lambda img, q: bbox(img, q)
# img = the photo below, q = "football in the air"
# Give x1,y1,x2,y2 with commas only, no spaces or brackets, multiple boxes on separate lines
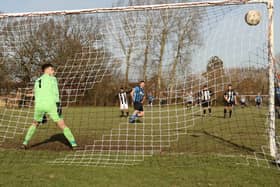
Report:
245,10,261,26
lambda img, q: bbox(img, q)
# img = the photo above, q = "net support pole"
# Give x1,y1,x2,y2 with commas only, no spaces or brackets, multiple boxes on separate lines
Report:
267,0,277,158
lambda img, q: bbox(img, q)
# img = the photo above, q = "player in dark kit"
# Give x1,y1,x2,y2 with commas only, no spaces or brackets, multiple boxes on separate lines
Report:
200,85,212,116
223,84,237,118
129,81,145,123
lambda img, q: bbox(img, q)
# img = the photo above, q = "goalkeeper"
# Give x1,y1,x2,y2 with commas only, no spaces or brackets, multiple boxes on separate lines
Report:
21,63,78,150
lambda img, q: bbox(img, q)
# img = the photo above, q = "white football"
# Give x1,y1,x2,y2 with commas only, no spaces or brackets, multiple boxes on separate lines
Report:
245,10,261,26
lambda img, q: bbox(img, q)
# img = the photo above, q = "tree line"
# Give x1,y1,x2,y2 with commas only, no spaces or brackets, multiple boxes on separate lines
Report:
0,0,276,107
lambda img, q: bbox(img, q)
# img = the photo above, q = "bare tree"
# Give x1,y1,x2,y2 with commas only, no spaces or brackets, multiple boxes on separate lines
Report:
113,0,204,98
202,56,226,105
111,0,142,86
1,16,103,85
0,15,116,105
168,8,203,100
142,15,154,83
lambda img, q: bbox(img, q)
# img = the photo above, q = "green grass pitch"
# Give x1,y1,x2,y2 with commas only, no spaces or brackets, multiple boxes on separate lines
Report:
0,105,279,186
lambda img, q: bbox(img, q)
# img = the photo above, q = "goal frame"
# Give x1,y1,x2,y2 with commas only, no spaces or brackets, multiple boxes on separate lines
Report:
0,0,276,158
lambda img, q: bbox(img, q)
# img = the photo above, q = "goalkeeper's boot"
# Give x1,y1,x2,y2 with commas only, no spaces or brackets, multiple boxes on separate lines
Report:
129,118,135,123
129,116,136,123
70,141,80,150
71,145,81,151
20,144,28,150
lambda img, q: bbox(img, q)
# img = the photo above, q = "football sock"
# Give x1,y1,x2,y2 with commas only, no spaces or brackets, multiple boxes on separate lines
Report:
203,110,206,115
23,125,37,145
126,112,129,116
224,109,227,118
130,113,138,122
229,110,232,118
134,113,138,119
129,114,136,123
63,127,77,147
208,108,212,114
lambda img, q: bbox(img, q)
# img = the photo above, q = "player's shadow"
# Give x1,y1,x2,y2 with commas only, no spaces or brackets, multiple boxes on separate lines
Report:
30,133,71,149
209,115,226,119
203,131,256,153
192,113,225,119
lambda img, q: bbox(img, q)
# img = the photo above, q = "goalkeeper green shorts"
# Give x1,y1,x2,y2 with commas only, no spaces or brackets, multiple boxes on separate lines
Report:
34,104,62,123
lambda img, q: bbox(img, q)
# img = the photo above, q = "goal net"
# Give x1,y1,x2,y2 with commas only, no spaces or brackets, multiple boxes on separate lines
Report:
0,0,278,167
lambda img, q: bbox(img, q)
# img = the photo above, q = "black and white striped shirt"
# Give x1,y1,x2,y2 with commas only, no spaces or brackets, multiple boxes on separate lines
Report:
224,90,236,102
200,90,211,101
119,92,128,105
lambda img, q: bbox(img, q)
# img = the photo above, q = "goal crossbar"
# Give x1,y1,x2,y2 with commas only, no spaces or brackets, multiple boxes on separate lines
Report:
0,0,268,18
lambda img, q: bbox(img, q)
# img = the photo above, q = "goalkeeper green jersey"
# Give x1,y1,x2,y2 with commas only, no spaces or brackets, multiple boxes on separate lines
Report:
34,74,60,107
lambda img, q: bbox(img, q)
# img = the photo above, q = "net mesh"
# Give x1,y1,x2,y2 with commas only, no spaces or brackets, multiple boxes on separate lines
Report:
0,0,278,167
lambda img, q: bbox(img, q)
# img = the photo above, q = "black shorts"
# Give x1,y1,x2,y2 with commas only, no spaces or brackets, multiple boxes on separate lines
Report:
134,102,144,112
276,99,280,107
201,100,211,108
256,102,261,106
224,101,234,107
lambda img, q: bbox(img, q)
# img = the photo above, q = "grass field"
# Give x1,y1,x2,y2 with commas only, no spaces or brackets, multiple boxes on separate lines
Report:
0,105,279,186
0,152,280,186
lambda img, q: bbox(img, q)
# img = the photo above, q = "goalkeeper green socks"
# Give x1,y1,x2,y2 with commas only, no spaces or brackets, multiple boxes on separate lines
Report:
63,127,77,147
23,125,37,145
23,125,77,147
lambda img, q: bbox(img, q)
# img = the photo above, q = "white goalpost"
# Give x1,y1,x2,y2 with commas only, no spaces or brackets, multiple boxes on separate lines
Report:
267,0,277,159
0,0,278,167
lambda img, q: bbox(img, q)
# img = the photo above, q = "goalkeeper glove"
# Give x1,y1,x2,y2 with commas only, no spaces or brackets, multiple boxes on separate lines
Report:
56,102,62,117
41,113,47,124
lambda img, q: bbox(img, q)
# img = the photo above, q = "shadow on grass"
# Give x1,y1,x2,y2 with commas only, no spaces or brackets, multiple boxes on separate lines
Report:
30,134,71,149
203,131,256,154
192,113,226,119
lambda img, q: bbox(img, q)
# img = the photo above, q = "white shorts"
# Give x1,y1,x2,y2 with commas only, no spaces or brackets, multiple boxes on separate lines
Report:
120,103,128,110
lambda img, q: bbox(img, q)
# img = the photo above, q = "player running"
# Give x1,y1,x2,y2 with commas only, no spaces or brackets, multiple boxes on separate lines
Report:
21,63,78,150
200,85,212,116
118,87,129,117
223,84,237,118
129,81,145,123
